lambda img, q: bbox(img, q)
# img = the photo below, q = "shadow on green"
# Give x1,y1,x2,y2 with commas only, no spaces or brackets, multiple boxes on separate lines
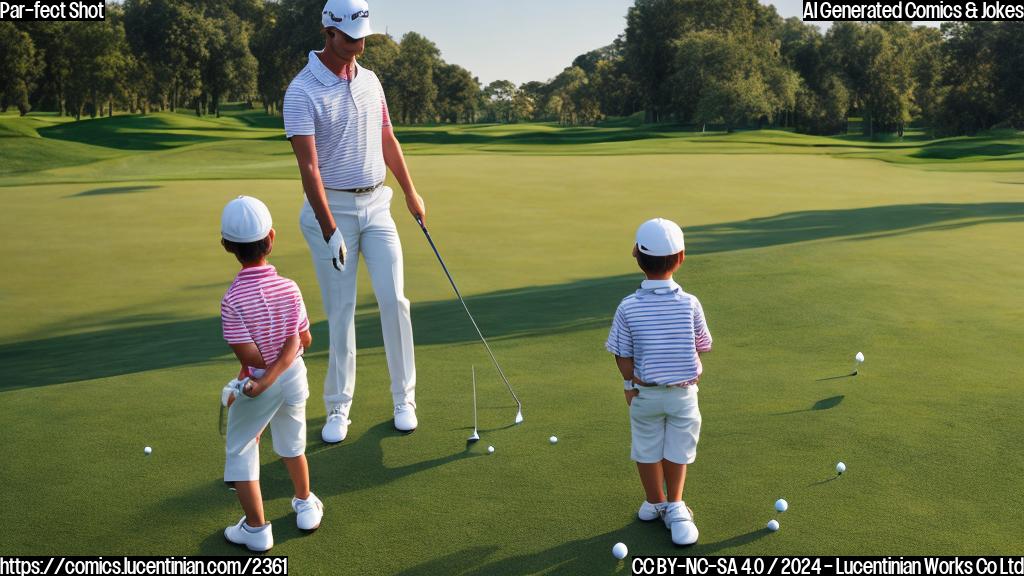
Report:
68,185,161,197
4,202,1020,389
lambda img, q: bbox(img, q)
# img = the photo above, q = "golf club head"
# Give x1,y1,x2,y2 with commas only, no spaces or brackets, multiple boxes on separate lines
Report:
468,429,480,443
514,408,524,424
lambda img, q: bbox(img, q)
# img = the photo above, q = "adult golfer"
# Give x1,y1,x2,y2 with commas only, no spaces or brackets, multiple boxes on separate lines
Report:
284,0,423,443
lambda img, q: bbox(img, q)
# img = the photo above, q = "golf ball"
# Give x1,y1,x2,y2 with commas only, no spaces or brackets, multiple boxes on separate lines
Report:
144,446,152,455
612,542,628,559
775,498,788,513
836,461,846,475
487,445,495,454
855,352,865,363
767,519,780,532
549,436,558,444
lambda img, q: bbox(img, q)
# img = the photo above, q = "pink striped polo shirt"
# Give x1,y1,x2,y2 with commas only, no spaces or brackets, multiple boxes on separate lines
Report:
221,265,310,369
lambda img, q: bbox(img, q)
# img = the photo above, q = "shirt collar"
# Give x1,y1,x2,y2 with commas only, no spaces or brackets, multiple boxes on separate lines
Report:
640,278,681,294
236,264,276,279
308,51,352,87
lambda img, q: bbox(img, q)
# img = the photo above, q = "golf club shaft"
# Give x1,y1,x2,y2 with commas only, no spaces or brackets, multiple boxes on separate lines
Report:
416,217,521,407
472,365,478,430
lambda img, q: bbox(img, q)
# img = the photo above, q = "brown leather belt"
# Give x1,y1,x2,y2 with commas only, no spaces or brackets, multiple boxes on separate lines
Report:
632,376,699,388
328,181,383,194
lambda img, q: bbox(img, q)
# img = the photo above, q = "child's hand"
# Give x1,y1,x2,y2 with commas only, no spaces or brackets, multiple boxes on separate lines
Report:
625,388,639,406
242,378,267,398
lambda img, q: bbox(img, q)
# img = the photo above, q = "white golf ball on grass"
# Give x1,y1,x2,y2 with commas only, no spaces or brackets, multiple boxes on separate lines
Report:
767,519,780,532
487,445,495,454
144,446,152,455
855,352,865,363
612,542,628,559
836,461,846,475
549,436,558,444
774,498,788,513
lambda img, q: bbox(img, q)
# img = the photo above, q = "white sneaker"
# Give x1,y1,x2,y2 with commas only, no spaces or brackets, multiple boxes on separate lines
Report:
322,407,350,444
638,500,664,521
292,492,324,531
224,517,273,552
394,404,417,433
662,502,699,546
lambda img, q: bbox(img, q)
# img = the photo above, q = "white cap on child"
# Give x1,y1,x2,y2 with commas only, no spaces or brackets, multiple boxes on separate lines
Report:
221,196,272,243
636,218,685,256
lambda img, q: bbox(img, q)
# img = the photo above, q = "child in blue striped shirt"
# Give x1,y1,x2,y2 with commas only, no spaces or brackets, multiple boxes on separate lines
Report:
606,218,712,547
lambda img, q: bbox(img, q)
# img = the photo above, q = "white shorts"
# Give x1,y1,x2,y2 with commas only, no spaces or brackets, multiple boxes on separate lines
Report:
630,385,701,464
225,357,309,482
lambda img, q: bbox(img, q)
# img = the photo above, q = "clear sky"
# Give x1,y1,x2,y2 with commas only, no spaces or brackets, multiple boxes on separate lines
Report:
370,0,806,86
371,1,939,86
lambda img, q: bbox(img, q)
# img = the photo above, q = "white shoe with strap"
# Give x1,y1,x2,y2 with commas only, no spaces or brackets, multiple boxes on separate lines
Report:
662,502,699,546
224,517,273,553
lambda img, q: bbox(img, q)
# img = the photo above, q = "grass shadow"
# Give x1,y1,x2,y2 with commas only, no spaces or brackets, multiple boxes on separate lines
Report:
773,395,845,416
68,185,161,197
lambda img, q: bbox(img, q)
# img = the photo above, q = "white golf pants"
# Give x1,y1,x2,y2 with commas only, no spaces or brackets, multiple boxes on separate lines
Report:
299,185,416,419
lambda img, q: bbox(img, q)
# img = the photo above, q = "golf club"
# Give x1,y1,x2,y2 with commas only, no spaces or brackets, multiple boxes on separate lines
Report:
415,216,523,424
468,365,480,442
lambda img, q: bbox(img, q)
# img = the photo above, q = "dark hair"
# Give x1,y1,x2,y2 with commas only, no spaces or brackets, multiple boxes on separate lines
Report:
223,236,271,264
636,249,682,276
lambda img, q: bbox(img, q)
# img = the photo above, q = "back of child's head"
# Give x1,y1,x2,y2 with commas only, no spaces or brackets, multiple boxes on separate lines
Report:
635,218,685,275
221,196,273,265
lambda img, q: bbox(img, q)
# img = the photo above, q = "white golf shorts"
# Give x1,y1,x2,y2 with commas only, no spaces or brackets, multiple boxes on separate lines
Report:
225,357,309,482
630,385,701,464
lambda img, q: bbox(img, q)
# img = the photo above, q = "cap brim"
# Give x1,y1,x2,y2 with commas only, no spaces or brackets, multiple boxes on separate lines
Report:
346,18,374,39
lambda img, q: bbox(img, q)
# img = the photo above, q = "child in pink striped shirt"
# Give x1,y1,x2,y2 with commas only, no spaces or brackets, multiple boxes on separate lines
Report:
218,196,323,553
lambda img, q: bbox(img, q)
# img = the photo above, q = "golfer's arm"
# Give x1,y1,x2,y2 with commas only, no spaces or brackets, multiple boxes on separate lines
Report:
382,126,416,197
290,135,335,240
256,335,301,387
614,355,634,381
229,342,267,369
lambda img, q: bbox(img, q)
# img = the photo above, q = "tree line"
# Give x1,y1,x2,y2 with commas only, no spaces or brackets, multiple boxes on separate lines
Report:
2,0,1022,136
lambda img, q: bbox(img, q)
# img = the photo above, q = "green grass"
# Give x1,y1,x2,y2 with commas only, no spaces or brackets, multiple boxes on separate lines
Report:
1,110,1023,571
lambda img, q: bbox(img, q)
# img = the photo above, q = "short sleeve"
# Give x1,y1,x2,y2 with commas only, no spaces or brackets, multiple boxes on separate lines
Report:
283,83,315,139
691,295,712,352
381,85,392,128
605,304,634,358
294,286,310,334
221,299,254,344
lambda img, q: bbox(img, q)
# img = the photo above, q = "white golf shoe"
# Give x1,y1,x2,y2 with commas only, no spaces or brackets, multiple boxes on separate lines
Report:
662,502,699,546
638,500,664,521
394,404,417,433
292,492,324,531
321,407,350,444
224,517,273,553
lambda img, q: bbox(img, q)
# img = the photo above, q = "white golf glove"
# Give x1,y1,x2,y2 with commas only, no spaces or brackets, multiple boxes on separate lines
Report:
222,378,248,407
327,228,347,271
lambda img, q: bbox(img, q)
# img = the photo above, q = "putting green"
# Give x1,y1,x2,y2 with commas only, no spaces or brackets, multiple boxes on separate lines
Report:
1,111,1022,572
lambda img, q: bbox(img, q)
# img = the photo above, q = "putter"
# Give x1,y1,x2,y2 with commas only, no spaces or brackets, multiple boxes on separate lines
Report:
415,216,524,424
468,365,480,443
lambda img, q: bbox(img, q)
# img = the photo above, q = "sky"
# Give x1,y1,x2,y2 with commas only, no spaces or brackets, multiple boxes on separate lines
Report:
370,0,807,86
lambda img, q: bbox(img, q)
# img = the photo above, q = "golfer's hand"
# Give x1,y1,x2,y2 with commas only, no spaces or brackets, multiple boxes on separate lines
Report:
405,191,425,225
243,378,266,398
625,389,639,406
326,228,347,272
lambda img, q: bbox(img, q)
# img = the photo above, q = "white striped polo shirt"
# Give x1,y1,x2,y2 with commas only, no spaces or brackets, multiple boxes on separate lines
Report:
221,265,310,368
606,279,712,385
283,51,391,190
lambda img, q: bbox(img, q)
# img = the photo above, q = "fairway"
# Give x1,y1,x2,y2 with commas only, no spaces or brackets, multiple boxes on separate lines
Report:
1,111,1023,573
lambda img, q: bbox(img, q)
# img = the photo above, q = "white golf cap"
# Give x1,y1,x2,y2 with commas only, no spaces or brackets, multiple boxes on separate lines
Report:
636,218,685,256
322,0,374,39
221,196,272,243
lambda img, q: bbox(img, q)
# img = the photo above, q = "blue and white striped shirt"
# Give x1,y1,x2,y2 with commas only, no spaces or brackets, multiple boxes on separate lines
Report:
283,51,388,190
606,279,712,385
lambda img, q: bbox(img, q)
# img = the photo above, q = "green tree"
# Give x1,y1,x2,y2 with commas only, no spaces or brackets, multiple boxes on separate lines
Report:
0,22,40,115
392,32,440,123
482,79,516,123
434,63,479,123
